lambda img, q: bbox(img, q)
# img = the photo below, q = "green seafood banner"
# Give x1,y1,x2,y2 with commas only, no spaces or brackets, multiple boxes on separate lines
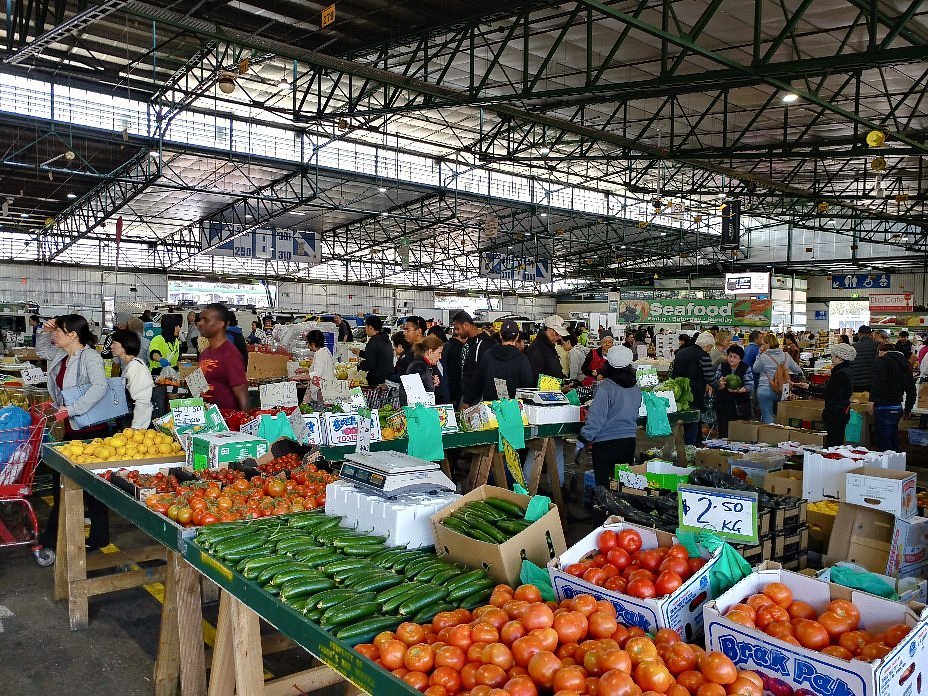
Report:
617,298,772,326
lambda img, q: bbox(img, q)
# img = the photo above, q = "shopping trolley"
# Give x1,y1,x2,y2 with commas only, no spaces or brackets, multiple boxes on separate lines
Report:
0,402,57,566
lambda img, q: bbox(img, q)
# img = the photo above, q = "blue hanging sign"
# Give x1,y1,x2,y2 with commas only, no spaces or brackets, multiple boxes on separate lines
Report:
831,273,891,290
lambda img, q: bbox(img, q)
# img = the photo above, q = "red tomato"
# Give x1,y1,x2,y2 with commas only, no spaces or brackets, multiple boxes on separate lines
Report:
839,630,875,655
659,555,691,578
635,660,674,692
700,652,738,685
526,651,563,689
617,529,643,554
606,546,631,570
654,570,683,597
603,576,627,593
787,600,817,620
637,549,663,572
565,563,588,577
762,582,793,608
598,529,620,554
795,620,830,651
819,611,853,640
626,577,656,599
582,567,607,587
883,624,911,647
827,599,861,631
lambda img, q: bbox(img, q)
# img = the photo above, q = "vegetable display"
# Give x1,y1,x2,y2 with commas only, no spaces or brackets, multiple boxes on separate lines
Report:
652,377,693,411
440,499,532,543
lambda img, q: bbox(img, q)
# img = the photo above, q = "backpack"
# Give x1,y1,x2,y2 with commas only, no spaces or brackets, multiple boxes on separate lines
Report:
768,354,791,396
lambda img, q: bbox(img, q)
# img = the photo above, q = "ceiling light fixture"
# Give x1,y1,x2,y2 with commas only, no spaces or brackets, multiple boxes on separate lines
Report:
218,72,237,94
540,212,547,217
782,92,799,103
20,213,28,218
378,186,387,193
277,78,291,91
149,150,160,158
538,146,550,155
66,192,77,199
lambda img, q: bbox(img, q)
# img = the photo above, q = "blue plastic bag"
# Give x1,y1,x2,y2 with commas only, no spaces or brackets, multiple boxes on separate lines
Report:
0,406,32,474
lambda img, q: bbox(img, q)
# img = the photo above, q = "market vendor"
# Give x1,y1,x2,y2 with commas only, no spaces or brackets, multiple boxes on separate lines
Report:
196,303,248,411
823,342,856,446
306,329,335,383
148,314,182,375
575,345,641,487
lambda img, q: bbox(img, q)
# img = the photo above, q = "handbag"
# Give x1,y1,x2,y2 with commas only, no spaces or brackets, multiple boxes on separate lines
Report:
60,352,129,428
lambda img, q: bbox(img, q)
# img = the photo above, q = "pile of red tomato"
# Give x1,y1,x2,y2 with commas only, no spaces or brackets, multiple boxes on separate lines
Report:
562,528,707,599
723,581,911,662
142,464,334,526
357,583,765,695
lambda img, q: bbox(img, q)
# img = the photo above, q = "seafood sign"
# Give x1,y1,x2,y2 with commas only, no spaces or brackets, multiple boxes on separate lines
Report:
617,299,772,326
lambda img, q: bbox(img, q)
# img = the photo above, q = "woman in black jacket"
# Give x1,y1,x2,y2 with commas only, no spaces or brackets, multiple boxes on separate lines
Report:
401,335,448,405
823,342,856,446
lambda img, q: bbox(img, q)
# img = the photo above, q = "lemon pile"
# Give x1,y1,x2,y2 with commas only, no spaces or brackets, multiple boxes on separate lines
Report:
59,428,183,464
808,500,839,516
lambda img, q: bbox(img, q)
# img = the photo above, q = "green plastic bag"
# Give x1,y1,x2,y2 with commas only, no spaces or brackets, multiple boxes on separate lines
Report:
845,409,864,444
404,404,444,461
513,484,551,522
829,565,896,599
491,399,525,451
257,413,296,442
642,391,672,437
676,529,751,598
520,560,556,601
565,389,581,406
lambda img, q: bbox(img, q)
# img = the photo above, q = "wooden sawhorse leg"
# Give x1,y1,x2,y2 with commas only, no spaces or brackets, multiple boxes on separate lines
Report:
522,438,566,515
154,551,207,696
53,473,88,629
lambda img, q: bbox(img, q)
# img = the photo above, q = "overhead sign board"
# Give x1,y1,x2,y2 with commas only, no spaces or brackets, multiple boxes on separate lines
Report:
617,298,772,326
480,253,551,283
831,273,891,290
724,272,770,295
201,222,322,265
869,292,914,313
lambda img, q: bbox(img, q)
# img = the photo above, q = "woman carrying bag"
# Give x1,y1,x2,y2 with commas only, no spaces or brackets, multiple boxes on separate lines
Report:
37,314,112,553
109,329,154,430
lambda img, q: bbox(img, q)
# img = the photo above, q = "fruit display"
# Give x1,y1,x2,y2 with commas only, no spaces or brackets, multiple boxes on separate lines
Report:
440,499,533,543
651,377,694,411
807,500,839,516
195,512,496,640
354,585,765,695
57,428,183,464
722,581,910,662
0,385,32,409
561,527,707,598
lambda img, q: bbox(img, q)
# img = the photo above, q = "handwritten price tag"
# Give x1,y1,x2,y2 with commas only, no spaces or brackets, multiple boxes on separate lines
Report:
288,409,309,444
170,397,206,427
185,368,209,398
494,378,510,401
259,381,299,409
21,367,46,386
355,408,372,454
677,484,758,544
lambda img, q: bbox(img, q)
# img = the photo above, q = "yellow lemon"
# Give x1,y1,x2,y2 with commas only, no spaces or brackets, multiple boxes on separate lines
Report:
136,445,148,455
171,442,182,452
110,435,127,447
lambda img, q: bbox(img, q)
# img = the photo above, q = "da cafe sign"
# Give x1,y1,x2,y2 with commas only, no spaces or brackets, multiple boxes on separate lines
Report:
869,292,914,313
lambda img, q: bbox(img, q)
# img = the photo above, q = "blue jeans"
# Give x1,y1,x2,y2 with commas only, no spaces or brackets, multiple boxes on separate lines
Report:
757,385,779,424
874,406,903,452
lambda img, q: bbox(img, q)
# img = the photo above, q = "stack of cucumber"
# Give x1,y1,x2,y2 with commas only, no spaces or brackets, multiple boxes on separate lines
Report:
196,510,496,646
440,497,533,543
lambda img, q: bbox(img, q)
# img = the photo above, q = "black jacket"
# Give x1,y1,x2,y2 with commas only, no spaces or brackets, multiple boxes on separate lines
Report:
670,344,713,410
336,321,353,343
358,331,393,387
823,360,854,417
464,344,535,405
442,337,465,406
394,350,414,377
401,357,450,405
871,350,916,410
460,334,489,403
896,339,914,360
851,336,878,389
526,333,564,382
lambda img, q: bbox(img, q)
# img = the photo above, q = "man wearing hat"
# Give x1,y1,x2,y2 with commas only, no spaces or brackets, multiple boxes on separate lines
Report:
462,320,534,406
575,345,642,487
526,315,569,382
824,342,856,446
851,326,878,393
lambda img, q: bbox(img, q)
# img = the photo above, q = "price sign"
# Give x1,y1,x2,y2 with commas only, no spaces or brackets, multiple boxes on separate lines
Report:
400,374,435,406
494,378,510,401
288,409,310,444
185,368,209,398
355,407,372,454
677,484,758,544
259,382,299,409
170,398,206,427
21,367,46,385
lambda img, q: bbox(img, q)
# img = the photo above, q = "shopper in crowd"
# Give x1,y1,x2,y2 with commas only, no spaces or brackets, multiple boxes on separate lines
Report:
125,317,150,367
871,341,916,451
581,335,614,386
896,330,914,360
565,333,587,382
527,315,569,381
710,330,731,368
185,311,200,355
874,329,890,346
575,346,642,487
333,313,353,343
577,324,589,347
306,329,335,384
37,314,111,552
397,316,426,376
670,331,716,445
109,329,154,430
427,325,448,342
516,331,530,353
442,327,466,406
140,310,154,323
743,330,763,368
148,314,182,376
246,321,266,345
852,325,878,393
463,320,534,405
713,344,754,438
783,332,801,363
823,342,856,447
197,303,248,411
838,334,851,344
917,334,928,366
226,314,249,367
753,334,807,424
391,333,411,374
453,312,489,402
597,325,609,340
29,314,40,347
356,316,392,387
401,334,446,405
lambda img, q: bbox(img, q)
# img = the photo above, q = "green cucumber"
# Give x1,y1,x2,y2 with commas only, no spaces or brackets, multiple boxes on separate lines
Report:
285,598,309,613
350,574,405,593
211,534,268,559
381,585,424,614
390,551,431,571
459,512,509,543
341,544,385,557
445,569,489,590
320,600,381,628
333,565,380,584
268,567,321,587
412,603,456,624
462,501,506,520
495,519,532,535
343,571,398,589
239,555,284,578
294,548,341,566
275,537,319,555
279,576,336,601
335,615,405,646
429,568,462,585
257,561,304,585
403,557,444,578
377,581,423,603
321,558,374,575
483,498,526,518
333,534,387,548
308,588,357,611
414,563,457,582
369,548,406,566
223,547,271,563
447,578,495,602
398,586,451,616
460,588,494,609
305,607,323,622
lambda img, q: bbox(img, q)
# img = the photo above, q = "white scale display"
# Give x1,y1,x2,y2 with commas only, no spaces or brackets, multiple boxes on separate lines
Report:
339,451,455,496
515,389,570,405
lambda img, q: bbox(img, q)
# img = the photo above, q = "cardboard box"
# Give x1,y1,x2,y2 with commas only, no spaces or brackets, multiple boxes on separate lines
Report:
696,448,743,471
523,404,581,425
802,448,906,503
888,516,928,577
548,517,720,638
728,421,763,443
764,469,803,498
730,455,783,488
756,424,827,447
432,485,566,586
846,467,917,519
320,411,383,446
826,504,895,573
613,461,693,493
704,562,928,696
187,432,269,470
775,399,826,429
818,563,928,604
462,401,528,431
246,352,291,381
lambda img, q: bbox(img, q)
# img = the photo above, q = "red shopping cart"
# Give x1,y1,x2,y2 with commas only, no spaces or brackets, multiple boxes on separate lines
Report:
0,402,56,566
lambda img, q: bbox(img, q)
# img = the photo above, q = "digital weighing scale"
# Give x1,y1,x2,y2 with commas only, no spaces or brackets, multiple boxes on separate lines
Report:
515,388,571,405
339,451,456,496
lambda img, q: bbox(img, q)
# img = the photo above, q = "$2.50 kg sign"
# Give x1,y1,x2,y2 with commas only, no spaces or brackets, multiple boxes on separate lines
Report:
677,484,758,544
